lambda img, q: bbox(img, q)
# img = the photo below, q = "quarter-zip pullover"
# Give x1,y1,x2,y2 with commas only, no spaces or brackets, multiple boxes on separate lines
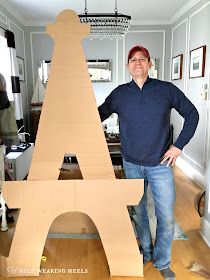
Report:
98,77,199,166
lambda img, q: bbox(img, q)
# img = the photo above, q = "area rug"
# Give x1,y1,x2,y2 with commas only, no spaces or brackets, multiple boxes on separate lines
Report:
48,185,187,241
146,185,188,240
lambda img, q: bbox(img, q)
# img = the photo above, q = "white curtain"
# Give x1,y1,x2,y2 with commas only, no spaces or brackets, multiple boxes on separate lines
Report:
5,29,24,135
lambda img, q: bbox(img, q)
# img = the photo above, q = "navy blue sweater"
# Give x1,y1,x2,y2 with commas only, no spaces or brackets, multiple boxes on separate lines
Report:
98,77,199,166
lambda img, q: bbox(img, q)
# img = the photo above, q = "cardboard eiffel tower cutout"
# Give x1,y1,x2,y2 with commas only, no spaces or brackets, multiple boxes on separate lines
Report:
1,10,144,277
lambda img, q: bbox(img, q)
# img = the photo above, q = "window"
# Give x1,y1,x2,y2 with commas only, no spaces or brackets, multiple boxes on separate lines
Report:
0,32,13,101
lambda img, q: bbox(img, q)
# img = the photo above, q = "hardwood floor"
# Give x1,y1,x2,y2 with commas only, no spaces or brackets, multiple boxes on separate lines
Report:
0,166,210,280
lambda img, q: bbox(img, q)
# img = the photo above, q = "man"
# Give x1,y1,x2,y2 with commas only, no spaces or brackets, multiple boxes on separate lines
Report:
98,45,199,280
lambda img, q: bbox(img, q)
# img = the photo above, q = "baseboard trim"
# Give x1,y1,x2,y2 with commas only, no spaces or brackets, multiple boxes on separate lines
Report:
200,217,210,247
175,157,205,187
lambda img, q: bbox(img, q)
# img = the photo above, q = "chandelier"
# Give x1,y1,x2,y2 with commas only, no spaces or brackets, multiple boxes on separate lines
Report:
79,0,131,37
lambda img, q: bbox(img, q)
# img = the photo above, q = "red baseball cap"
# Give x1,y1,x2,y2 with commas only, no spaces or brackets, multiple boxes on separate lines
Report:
127,45,151,63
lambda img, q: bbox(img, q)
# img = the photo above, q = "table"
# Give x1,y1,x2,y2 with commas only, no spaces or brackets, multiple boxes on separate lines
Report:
64,142,122,165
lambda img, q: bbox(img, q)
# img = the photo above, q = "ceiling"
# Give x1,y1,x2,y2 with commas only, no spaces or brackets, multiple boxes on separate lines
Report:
0,0,199,26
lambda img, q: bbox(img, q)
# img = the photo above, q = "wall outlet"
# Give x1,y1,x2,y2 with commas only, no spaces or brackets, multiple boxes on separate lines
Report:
200,83,208,100
200,91,207,100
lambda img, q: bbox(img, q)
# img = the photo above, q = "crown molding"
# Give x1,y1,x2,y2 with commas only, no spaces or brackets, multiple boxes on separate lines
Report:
0,0,25,25
0,0,202,27
23,20,53,27
169,0,201,24
131,19,170,25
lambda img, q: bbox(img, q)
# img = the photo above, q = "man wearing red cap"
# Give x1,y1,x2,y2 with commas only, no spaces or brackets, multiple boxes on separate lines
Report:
98,45,199,280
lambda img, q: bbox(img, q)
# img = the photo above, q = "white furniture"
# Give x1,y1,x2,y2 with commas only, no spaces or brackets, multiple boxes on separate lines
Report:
5,144,34,180
0,144,34,231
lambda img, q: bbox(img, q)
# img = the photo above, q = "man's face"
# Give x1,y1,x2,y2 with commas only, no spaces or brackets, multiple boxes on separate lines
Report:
127,51,152,79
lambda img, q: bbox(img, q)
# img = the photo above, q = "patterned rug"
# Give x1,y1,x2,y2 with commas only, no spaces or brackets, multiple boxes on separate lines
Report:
48,186,187,241
146,185,188,240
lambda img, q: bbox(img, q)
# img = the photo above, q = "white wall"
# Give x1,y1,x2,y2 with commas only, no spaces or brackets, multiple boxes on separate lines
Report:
26,27,169,106
170,0,210,246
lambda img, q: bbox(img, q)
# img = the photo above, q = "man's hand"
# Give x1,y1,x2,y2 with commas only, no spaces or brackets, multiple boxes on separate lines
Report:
160,145,181,166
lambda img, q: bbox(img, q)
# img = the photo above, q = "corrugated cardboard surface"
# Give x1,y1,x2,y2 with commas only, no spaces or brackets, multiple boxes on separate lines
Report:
3,179,143,276
1,10,144,277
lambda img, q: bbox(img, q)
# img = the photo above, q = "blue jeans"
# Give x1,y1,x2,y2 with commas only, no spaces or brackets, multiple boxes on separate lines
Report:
123,158,175,270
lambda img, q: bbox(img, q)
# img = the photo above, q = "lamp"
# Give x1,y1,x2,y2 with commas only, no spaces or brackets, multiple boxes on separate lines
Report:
79,0,131,37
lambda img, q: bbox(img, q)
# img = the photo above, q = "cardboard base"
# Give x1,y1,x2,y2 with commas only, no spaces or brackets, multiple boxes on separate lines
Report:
2,179,144,277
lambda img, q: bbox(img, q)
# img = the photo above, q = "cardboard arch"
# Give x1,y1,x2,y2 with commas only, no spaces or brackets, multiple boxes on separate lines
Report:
49,210,97,234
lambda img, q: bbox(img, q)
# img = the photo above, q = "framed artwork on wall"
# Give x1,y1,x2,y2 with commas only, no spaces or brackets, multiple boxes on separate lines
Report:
17,56,25,81
171,54,183,80
189,45,206,78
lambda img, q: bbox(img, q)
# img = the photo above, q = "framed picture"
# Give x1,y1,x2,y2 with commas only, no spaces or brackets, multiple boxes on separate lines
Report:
189,45,206,78
171,54,183,80
17,56,25,81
